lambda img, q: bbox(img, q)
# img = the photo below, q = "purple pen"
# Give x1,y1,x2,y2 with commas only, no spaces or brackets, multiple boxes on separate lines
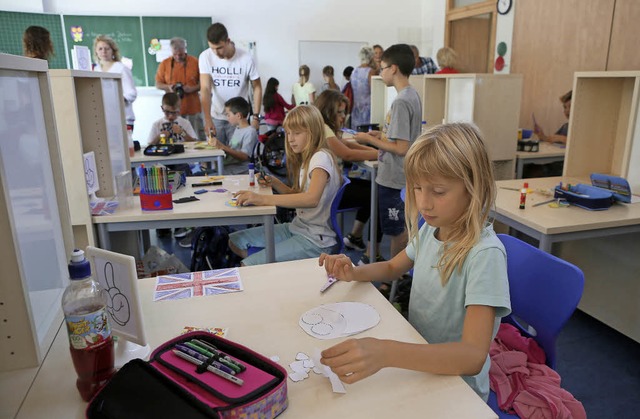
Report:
175,344,235,375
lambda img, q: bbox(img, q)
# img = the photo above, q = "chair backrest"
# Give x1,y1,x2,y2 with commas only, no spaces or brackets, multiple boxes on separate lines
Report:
497,234,584,369
330,176,351,254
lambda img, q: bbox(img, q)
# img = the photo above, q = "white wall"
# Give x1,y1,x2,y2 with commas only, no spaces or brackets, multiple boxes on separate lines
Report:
4,0,452,142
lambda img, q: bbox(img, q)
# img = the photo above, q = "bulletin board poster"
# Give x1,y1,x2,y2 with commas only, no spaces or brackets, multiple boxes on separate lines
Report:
141,16,211,86
63,15,146,86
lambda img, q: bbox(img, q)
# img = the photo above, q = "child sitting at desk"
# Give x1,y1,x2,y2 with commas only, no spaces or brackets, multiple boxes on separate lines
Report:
533,90,571,145
147,92,197,145
319,123,511,402
208,96,258,175
228,105,341,265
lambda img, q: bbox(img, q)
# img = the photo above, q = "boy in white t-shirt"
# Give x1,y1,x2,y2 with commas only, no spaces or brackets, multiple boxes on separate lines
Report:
147,92,197,145
199,23,262,146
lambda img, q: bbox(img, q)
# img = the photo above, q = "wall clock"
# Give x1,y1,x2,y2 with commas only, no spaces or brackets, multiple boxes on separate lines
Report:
497,0,512,15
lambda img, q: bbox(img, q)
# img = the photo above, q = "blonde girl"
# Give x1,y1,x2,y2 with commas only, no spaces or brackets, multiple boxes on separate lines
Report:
319,123,511,401
93,35,137,128
292,65,316,106
229,105,342,266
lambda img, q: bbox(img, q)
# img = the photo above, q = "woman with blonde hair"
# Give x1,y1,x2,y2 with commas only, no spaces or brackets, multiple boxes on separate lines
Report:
350,46,378,129
435,47,459,74
93,35,138,129
291,64,316,106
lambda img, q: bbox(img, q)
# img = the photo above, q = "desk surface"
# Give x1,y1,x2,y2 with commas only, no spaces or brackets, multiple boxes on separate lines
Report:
494,176,640,235
515,141,565,159
15,259,495,418
130,142,225,165
93,175,275,224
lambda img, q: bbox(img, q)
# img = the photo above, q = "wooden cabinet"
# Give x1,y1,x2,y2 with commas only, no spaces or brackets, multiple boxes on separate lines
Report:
49,70,130,250
370,73,522,180
0,54,73,371
564,71,640,193
427,74,523,180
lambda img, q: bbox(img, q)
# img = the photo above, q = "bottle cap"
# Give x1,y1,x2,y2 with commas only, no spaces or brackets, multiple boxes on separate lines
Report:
248,163,255,170
524,182,529,188
68,249,91,279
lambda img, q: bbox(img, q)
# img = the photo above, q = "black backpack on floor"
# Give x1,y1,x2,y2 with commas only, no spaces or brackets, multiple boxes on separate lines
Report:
190,226,242,272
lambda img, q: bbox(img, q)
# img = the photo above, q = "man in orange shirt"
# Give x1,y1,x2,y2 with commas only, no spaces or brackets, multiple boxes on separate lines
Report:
156,37,204,140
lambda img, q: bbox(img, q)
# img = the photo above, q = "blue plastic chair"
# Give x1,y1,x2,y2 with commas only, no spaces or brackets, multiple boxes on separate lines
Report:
248,175,352,257
330,176,353,254
488,234,585,418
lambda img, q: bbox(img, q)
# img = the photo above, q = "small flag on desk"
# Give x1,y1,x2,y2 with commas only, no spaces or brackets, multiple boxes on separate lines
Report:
154,268,243,301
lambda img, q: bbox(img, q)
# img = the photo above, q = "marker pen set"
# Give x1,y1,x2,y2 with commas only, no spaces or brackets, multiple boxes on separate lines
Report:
172,339,246,386
138,164,173,210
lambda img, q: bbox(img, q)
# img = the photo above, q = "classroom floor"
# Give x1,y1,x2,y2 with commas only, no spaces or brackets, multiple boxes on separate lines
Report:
150,211,640,418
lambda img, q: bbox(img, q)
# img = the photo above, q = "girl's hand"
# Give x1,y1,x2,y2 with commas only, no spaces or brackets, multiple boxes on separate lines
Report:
353,132,371,145
321,338,386,384
318,253,356,281
234,190,264,206
257,173,272,188
367,130,381,138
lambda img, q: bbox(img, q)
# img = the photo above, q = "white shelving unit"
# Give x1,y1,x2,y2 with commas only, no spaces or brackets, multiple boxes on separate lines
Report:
0,54,73,371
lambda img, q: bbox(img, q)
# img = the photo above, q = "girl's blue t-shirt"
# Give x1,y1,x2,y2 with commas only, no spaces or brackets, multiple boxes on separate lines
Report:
405,223,511,401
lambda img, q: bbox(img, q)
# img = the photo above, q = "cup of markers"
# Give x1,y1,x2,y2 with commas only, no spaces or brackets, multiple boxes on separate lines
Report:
138,164,173,210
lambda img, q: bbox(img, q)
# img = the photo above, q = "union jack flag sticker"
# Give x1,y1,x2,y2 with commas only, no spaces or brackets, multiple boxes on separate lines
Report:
153,268,243,302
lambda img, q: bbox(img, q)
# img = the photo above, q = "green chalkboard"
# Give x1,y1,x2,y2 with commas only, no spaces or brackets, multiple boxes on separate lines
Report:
0,11,67,69
141,17,211,87
63,15,146,86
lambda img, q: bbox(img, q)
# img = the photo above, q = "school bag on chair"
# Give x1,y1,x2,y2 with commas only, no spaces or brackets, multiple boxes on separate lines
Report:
252,128,288,180
190,226,242,272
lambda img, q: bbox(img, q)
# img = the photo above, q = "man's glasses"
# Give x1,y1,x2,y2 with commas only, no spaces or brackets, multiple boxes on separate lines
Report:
380,65,392,72
161,107,179,115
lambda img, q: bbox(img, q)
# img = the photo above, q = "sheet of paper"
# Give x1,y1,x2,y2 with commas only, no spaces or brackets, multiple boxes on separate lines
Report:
154,268,243,301
299,302,380,339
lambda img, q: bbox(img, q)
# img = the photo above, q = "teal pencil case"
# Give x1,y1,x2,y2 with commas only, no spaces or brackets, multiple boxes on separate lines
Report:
553,174,631,210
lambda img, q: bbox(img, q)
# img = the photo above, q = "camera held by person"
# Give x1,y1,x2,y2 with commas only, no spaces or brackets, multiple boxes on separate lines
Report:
173,82,185,99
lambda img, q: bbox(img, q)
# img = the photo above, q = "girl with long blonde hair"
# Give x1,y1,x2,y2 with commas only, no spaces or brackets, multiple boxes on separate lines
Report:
319,122,511,402
229,105,341,265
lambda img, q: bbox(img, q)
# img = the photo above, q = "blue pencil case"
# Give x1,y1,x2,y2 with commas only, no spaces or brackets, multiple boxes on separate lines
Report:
553,174,631,210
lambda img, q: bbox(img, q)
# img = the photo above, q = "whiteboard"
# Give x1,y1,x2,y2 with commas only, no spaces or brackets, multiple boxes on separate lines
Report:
299,41,368,94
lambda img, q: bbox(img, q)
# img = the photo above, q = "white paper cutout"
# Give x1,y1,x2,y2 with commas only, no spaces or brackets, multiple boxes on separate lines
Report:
299,302,380,340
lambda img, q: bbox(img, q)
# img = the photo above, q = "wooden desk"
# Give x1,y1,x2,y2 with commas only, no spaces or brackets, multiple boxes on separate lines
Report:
492,176,640,252
131,143,226,175
515,142,566,179
15,259,495,418
92,175,277,263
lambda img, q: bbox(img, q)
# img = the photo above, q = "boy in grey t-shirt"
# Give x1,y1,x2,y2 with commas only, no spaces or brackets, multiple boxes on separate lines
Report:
353,44,422,260
208,97,258,175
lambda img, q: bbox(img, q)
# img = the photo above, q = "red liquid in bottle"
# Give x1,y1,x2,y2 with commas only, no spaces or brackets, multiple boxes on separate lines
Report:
69,335,115,401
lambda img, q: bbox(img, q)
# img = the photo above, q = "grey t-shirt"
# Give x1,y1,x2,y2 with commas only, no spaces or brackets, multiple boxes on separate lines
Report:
224,126,258,175
376,86,422,190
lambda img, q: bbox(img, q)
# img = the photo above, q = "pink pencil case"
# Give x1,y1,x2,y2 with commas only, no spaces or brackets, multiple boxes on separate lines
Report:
87,331,288,418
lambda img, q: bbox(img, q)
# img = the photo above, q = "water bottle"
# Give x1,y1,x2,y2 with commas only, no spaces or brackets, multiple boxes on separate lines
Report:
62,249,115,402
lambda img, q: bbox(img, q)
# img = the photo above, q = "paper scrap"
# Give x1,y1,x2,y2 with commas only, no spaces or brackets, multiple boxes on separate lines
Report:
181,326,228,337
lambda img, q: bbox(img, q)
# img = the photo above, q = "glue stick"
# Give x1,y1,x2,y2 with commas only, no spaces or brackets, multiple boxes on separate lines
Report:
519,182,529,209
248,163,255,187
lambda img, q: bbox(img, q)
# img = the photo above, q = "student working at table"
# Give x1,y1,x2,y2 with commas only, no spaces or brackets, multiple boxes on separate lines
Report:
228,105,341,265
147,92,197,145
352,44,422,272
320,123,512,401
207,96,258,175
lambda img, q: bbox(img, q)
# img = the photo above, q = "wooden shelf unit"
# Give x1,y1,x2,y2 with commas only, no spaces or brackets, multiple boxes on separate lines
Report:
49,69,130,250
564,71,640,193
0,54,73,371
422,74,523,180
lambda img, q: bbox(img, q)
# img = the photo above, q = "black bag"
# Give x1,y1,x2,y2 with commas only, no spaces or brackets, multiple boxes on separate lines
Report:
252,129,287,178
190,227,242,272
